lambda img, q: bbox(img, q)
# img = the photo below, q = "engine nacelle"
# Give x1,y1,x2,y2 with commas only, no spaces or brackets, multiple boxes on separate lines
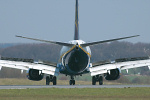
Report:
27,69,44,81
105,68,121,80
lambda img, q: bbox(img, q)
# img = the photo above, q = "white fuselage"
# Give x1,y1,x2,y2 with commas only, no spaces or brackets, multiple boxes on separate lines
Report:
60,40,91,56
59,40,91,75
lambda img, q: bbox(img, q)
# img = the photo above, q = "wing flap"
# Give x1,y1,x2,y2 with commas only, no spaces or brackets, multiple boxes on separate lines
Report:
0,59,59,76
121,63,150,70
0,60,29,70
90,57,150,76
89,64,117,76
91,70,107,76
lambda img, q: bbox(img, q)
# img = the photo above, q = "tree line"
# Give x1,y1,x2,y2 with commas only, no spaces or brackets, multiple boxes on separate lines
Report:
0,41,150,78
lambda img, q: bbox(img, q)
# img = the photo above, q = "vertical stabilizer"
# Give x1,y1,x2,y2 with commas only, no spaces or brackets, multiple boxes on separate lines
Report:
74,0,79,40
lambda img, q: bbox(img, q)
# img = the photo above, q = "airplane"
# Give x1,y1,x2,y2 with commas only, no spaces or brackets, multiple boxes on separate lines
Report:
0,0,150,85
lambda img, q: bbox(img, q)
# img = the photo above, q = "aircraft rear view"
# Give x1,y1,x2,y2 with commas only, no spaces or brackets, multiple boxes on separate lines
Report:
0,0,149,86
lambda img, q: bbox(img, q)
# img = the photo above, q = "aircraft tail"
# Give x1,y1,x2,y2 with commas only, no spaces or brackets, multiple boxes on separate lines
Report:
74,0,79,40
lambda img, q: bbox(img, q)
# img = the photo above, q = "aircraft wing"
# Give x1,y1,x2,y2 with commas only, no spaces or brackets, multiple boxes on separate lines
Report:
90,57,150,76
0,57,59,76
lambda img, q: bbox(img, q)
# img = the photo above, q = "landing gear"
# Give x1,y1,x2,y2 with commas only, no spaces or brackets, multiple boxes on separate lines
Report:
46,75,57,85
69,80,75,85
92,75,103,85
92,76,96,85
46,76,50,85
99,76,103,85
53,76,57,85
69,76,75,85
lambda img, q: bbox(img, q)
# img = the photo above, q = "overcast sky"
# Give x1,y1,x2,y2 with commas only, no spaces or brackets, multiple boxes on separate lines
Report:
0,0,150,43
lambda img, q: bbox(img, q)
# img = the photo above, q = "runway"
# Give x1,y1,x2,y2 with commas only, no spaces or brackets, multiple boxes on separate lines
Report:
0,85,150,89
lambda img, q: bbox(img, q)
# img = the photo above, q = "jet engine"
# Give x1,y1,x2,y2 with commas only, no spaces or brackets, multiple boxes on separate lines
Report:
105,68,121,80
27,69,44,81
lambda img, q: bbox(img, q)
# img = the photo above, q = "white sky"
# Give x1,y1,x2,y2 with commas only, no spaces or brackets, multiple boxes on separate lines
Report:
0,0,150,43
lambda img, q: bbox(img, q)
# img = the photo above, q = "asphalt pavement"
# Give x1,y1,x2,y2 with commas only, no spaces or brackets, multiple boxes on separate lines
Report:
0,85,150,89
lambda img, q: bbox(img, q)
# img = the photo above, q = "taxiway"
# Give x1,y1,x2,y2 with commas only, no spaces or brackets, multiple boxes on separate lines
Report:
0,85,150,89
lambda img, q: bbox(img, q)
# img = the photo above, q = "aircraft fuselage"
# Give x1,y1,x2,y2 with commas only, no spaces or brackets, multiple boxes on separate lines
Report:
59,40,91,75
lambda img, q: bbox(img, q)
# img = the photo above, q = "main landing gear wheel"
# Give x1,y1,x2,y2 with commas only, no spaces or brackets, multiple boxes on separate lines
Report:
53,76,57,85
92,75,103,85
92,76,96,85
46,76,50,85
69,80,75,85
46,75,57,85
69,76,75,85
99,76,103,85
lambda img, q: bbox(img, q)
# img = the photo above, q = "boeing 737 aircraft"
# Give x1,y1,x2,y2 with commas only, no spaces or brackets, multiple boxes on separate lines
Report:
0,0,150,85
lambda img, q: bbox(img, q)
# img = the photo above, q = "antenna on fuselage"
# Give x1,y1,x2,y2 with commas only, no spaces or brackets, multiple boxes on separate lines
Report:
74,0,79,40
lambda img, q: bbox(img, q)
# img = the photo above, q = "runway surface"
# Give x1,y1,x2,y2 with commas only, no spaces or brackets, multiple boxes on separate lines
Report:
0,85,150,89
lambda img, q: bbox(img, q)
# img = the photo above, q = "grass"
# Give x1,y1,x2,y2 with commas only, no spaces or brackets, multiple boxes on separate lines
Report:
0,78,122,85
0,88,150,100
0,78,150,100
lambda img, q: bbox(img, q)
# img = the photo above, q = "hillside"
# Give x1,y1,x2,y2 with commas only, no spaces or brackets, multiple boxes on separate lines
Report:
0,42,150,82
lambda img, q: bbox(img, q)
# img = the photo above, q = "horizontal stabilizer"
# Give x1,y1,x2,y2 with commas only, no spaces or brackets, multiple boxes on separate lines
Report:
16,35,74,46
81,35,139,47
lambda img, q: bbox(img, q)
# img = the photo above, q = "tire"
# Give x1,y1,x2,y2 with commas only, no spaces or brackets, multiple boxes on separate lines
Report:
69,80,72,85
46,76,50,85
99,76,103,85
92,76,96,85
53,76,57,85
72,80,75,85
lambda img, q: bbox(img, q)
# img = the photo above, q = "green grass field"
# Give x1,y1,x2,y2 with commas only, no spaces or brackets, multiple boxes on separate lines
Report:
0,78,150,100
0,88,150,100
